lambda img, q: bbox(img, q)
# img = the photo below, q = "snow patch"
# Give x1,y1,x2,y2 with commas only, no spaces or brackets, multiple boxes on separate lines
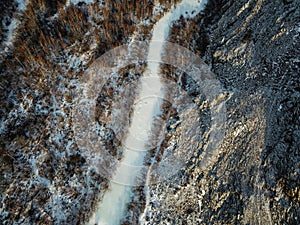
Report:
2,0,29,50
153,4,164,15
16,0,28,10
3,19,19,49
66,0,94,6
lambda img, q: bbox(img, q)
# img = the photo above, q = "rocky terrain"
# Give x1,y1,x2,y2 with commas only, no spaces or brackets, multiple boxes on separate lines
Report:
142,0,300,224
0,0,299,225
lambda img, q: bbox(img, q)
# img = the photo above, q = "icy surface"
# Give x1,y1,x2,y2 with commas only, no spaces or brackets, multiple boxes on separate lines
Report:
88,0,207,225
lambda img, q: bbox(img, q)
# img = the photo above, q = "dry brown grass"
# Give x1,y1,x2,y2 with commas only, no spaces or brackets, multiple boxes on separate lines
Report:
7,0,183,79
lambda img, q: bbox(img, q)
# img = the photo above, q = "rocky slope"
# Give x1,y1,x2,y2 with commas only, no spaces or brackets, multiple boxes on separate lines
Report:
144,0,300,224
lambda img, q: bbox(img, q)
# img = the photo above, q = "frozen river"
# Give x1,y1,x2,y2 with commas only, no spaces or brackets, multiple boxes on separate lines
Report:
88,0,207,224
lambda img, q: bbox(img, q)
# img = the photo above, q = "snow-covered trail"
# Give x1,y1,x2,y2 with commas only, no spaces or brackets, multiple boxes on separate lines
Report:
88,0,207,225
